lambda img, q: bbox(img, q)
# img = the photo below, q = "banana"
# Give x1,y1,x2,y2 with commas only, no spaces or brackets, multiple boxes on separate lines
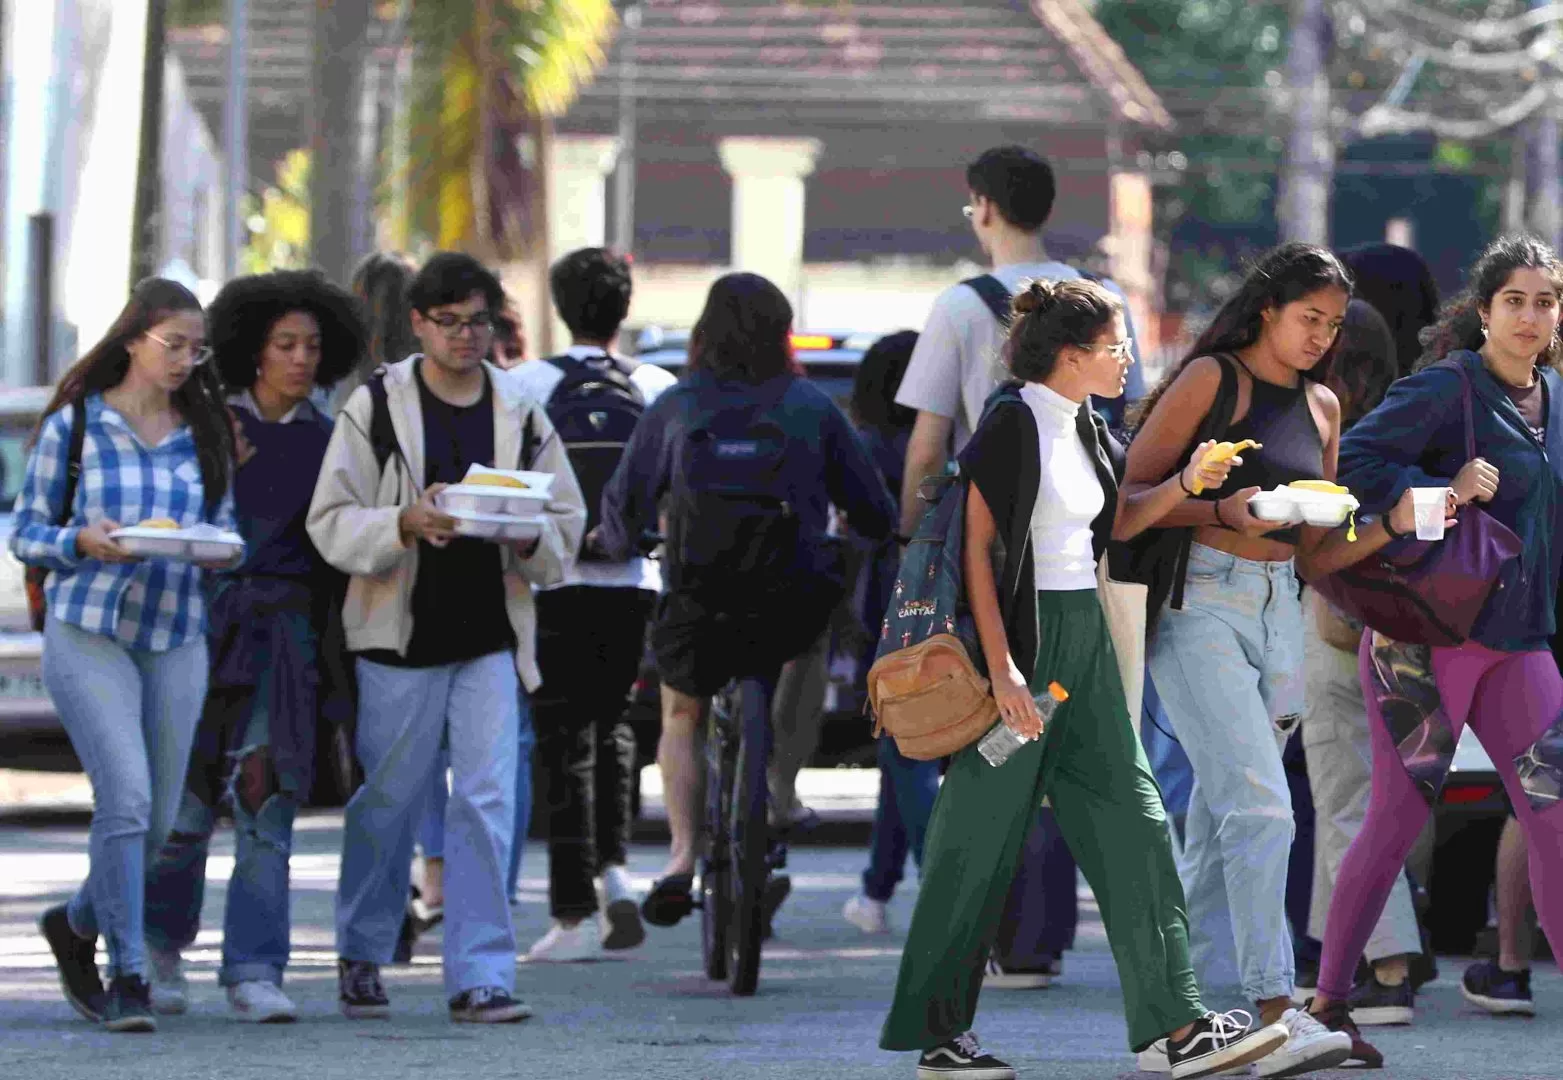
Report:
1288,479,1350,495
1192,439,1261,495
465,474,526,489
136,518,179,530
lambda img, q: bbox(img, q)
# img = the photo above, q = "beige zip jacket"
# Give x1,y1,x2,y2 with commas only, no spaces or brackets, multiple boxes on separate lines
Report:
306,356,586,690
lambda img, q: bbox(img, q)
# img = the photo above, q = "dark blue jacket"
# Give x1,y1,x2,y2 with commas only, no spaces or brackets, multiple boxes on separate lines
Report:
599,370,895,562
1338,349,1563,651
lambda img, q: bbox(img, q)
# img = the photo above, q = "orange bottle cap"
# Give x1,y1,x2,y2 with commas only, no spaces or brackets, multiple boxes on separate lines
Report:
1046,681,1069,702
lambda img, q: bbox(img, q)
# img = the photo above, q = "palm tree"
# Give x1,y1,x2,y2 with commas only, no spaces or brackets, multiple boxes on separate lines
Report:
400,0,617,260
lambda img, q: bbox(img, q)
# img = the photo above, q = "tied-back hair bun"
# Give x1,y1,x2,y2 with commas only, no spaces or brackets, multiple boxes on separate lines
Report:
1012,278,1058,318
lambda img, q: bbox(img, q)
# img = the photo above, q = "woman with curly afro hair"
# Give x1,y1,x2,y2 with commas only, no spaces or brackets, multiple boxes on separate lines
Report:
143,269,366,1023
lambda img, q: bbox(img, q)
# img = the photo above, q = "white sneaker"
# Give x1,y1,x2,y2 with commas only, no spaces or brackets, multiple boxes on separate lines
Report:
842,894,890,935
147,947,188,1016
226,980,298,1023
524,920,601,963
597,865,645,951
983,955,1056,990
1253,1008,1353,1078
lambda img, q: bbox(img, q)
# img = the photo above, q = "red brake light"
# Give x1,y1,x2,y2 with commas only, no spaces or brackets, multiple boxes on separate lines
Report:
1442,783,1498,805
789,334,834,351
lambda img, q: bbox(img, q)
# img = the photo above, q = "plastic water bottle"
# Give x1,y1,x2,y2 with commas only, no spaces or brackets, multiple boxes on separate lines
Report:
977,682,1070,767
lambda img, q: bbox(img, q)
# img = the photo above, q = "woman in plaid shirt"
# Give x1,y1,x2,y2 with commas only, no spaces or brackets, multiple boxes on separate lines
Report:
13,278,238,1032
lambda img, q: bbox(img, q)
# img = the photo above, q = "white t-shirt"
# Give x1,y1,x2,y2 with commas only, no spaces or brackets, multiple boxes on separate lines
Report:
501,347,677,592
1019,382,1104,592
895,261,1090,453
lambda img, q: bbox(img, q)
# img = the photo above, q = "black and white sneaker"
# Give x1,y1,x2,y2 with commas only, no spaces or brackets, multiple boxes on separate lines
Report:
1348,972,1414,1026
38,904,105,1022
984,955,1057,990
916,1031,1015,1079
102,975,156,1033
1166,1010,1289,1080
1461,960,1535,1016
337,958,390,1019
448,986,532,1024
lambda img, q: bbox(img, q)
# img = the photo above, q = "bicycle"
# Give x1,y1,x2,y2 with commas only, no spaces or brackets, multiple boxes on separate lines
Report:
698,669,788,996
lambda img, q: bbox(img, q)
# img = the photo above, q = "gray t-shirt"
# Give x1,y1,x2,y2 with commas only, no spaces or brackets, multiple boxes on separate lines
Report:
895,262,1090,452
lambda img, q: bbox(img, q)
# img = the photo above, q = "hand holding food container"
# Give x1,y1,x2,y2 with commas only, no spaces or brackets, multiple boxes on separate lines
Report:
109,519,247,565
1248,480,1362,539
432,466,553,545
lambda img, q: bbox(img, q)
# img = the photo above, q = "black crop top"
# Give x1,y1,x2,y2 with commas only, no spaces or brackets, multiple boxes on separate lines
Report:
1196,374,1325,543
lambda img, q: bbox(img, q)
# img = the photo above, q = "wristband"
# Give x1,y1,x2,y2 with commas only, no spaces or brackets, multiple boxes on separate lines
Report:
1212,499,1230,528
1178,469,1195,496
1381,513,1409,541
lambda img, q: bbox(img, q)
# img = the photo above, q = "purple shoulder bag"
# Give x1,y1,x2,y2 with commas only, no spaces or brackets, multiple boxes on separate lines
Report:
1310,361,1522,647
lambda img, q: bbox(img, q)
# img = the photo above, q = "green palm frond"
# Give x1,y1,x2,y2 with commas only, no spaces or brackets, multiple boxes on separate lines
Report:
401,0,617,255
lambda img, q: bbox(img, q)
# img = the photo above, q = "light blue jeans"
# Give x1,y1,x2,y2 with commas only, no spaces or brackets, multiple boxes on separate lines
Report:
1147,543,1303,1003
42,616,208,979
336,651,521,996
416,707,535,901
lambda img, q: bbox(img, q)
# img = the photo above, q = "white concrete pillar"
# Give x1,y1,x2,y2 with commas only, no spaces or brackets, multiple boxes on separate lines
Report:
544,134,620,350
718,136,822,311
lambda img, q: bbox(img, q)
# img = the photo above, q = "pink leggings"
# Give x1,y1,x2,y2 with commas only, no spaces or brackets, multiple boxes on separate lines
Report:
1316,636,1563,999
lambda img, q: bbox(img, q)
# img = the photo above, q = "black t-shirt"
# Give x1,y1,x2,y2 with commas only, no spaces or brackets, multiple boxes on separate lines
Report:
362,363,515,669
1504,378,1547,441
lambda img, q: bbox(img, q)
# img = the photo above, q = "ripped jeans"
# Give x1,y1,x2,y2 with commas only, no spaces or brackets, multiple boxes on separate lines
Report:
1148,544,1304,1002
145,683,298,988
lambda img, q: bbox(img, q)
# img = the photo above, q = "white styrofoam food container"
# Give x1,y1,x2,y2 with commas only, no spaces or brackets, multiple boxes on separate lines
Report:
111,523,246,563
437,466,555,518
447,509,544,543
1248,487,1359,527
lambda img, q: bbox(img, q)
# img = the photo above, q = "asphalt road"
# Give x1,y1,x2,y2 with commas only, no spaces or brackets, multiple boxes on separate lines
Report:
1,813,1559,1080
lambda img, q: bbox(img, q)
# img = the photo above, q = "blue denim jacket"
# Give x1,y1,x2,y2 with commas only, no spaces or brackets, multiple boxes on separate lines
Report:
1338,350,1563,651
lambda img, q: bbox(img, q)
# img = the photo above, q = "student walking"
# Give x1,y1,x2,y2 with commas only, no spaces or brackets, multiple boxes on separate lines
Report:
19,278,238,1032
882,278,1289,1080
1125,243,1373,1075
1309,236,1563,1064
141,270,365,1023
309,252,585,1023
503,247,675,961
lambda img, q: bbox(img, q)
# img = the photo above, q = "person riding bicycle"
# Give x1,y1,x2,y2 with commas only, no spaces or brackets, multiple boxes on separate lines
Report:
594,272,895,927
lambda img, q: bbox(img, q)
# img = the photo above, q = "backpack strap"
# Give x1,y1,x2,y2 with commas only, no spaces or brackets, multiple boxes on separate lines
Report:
961,274,1013,328
366,372,400,472
55,401,88,528
1168,353,1242,611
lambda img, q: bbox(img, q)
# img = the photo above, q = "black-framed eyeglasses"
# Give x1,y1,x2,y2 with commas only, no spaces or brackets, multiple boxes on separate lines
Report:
145,331,213,366
428,312,496,337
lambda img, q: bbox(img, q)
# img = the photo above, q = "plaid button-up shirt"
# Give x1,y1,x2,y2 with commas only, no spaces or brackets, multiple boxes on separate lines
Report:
11,395,238,652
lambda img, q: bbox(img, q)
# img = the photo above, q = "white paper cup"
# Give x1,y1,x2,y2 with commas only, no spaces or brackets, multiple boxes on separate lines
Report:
1412,487,1449,541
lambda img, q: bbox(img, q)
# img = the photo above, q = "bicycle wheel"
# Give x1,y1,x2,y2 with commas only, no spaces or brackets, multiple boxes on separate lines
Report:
700,687,737,981
727,675,775,996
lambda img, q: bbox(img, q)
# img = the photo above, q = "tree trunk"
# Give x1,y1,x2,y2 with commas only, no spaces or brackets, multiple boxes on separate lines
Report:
1527,0,1562,249
130,0,167,284
309,0,372,286
1278,0,1333,245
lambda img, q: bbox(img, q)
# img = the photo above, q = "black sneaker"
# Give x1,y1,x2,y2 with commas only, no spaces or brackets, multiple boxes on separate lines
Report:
1348,972,1414,1026
337,958,390,1019
984,954,1058,990
761,873,791,941
1461,960,1535,1016
102,975,156,1033
916,1031,1015,1079
448,986,532,1024
1165,1009,1288,1080
38,904,105,1022
1308,998,1384,1068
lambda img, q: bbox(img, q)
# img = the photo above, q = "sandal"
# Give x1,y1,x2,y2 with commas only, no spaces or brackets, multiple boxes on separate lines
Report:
640,873,695,927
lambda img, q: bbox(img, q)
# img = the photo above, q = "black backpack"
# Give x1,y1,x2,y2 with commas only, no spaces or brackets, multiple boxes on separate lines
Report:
664,380,800,599
541,353,645,551
362,369,542,481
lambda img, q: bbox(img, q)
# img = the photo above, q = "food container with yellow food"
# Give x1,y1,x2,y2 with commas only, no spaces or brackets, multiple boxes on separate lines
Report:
1247,481,1360,531
110,522,247,562
445,509,545,543
436,466,555,518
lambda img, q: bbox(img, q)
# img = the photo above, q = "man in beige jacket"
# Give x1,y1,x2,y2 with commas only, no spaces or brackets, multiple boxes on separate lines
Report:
307,253,585,1025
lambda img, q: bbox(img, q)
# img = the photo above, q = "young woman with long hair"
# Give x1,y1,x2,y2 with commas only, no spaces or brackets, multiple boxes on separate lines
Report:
16,277,238,1032
142,269,365,1023
1124,242,1429,1075
880,278,1293,1080
1307,236,1563,1064
597,272,895,927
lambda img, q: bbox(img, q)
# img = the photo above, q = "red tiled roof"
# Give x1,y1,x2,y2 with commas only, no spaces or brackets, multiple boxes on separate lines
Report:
575,0,1171,130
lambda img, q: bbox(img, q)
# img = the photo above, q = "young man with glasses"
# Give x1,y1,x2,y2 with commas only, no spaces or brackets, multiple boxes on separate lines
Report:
887,145,1146,993
308,252,586,1024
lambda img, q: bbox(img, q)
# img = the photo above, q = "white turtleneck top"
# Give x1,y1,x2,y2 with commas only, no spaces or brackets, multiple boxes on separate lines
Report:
1019,382,1105,592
